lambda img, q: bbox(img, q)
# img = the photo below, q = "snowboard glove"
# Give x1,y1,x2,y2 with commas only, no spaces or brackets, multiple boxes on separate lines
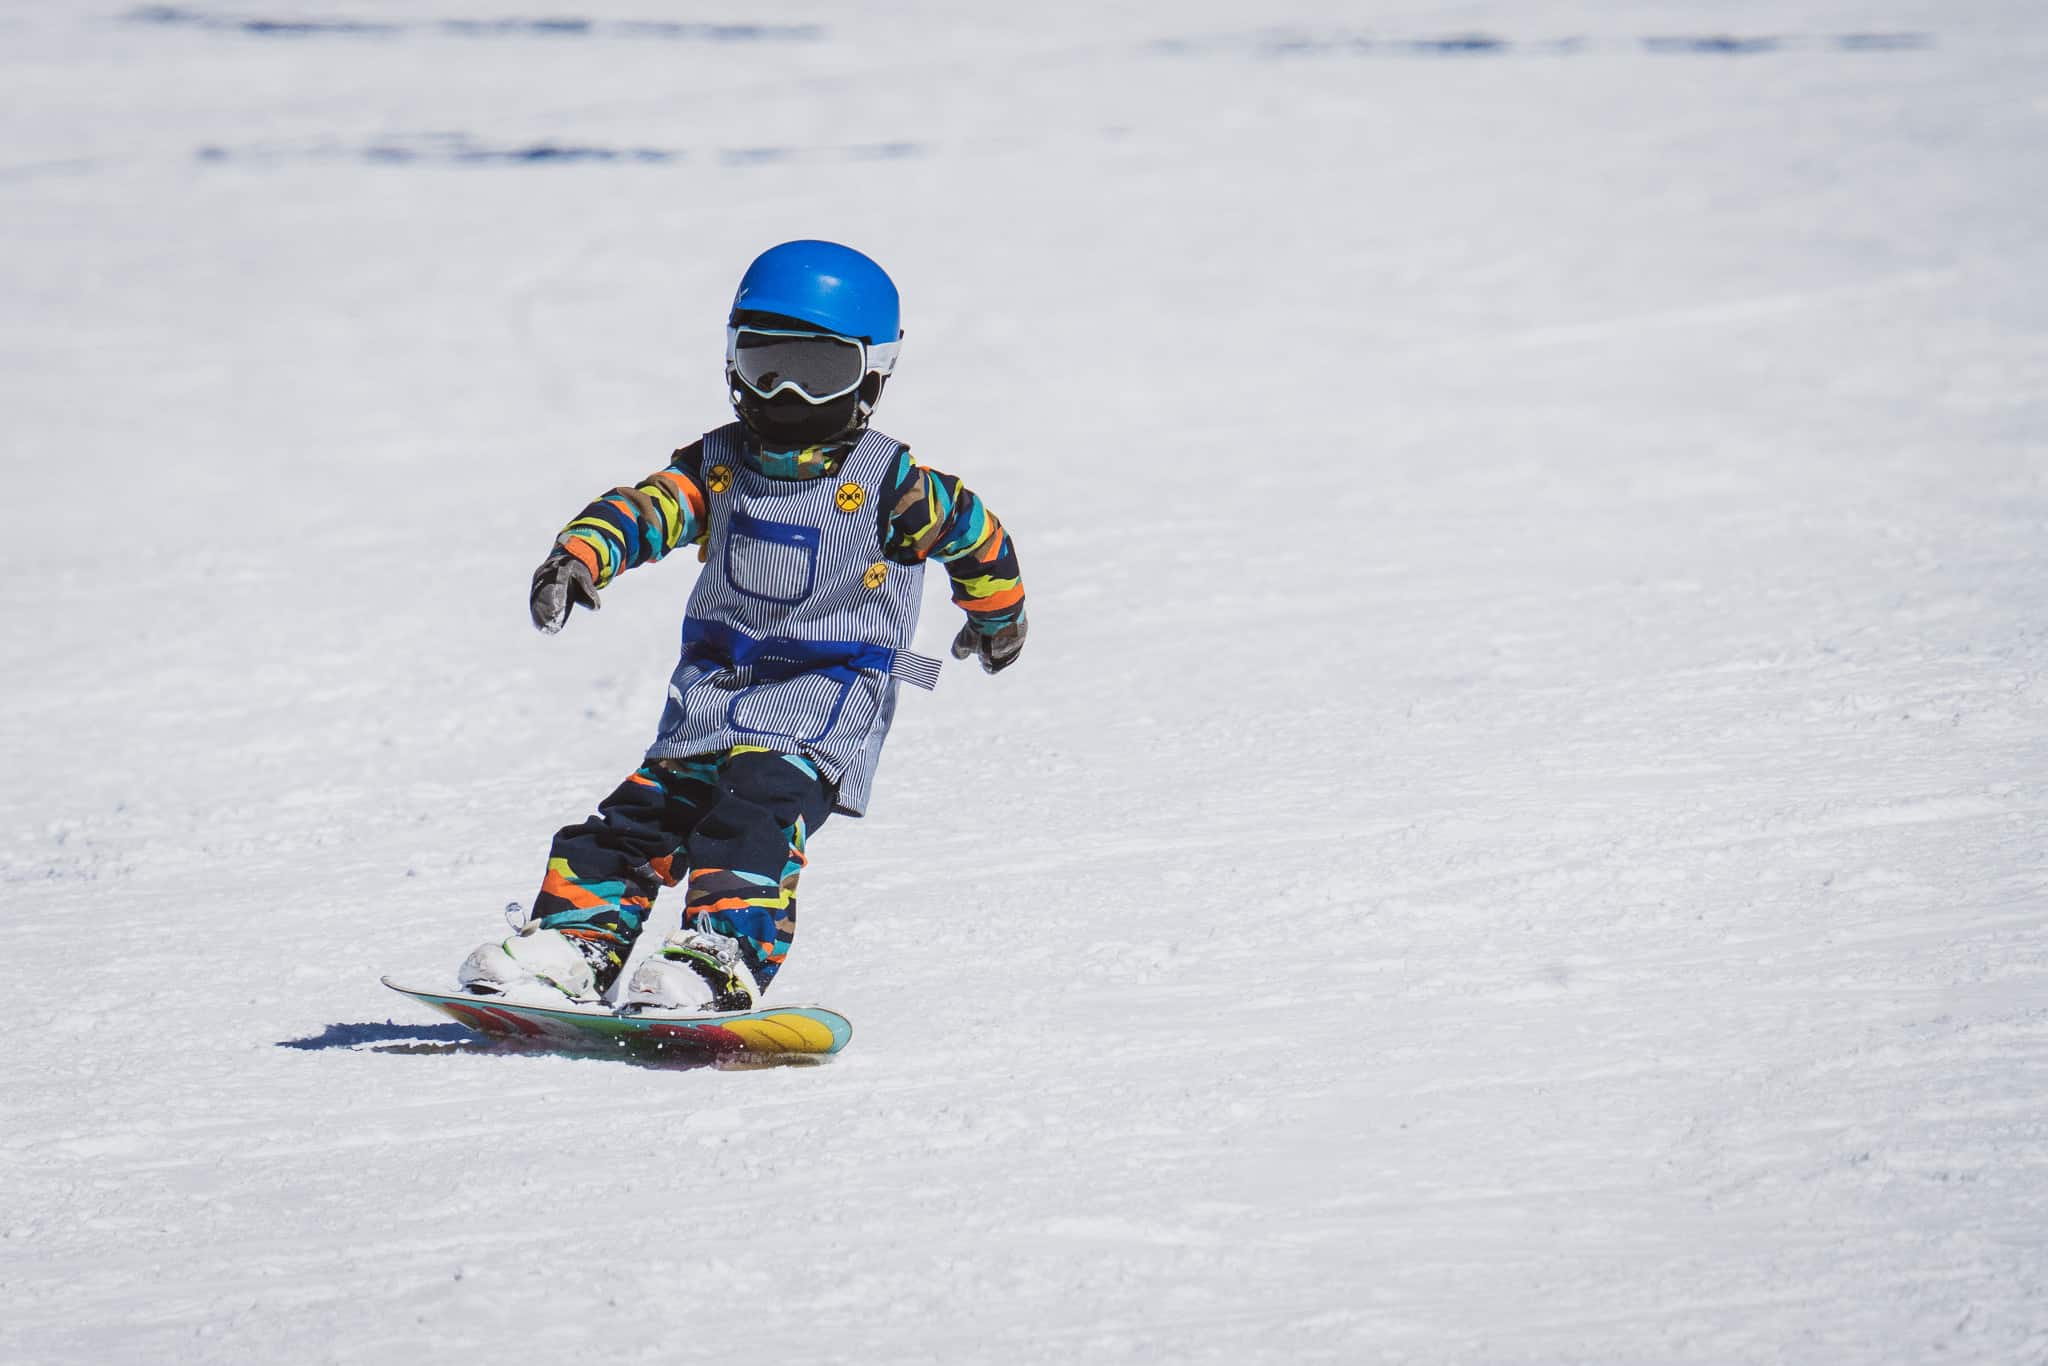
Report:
530,548,601,634
950,609,1027,675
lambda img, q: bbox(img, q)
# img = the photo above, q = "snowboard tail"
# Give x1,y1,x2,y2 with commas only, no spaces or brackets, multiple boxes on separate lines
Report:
381,977,851,1058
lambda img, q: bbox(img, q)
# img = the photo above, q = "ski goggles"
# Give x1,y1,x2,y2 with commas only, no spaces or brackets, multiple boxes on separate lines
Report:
726,325,900,404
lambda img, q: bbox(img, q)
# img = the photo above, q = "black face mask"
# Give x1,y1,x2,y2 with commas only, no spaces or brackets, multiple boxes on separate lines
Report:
729,373,882,447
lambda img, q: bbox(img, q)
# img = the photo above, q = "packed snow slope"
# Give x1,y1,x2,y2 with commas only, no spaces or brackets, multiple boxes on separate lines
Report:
3,2,2045,1361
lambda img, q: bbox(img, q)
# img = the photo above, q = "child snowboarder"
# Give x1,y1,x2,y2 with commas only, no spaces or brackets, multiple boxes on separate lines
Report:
457,240,1026,1012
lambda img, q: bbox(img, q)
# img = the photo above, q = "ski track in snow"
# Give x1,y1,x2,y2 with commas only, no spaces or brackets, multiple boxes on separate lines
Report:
3,0,2047,1361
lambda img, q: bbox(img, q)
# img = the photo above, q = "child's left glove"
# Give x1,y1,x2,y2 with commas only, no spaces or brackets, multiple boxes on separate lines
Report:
530,548,601,634
950,610,1027,674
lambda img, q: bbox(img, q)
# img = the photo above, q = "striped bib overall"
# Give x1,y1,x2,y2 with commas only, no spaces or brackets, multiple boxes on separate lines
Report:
647,423,941,815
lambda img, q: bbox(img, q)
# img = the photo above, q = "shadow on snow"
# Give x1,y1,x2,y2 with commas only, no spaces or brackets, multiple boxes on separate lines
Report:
127,7,821,43
194,135,926,168
1148,31,1933,60
278,1020,477,1050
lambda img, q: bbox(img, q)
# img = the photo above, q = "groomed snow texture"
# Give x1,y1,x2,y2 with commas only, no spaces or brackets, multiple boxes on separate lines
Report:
2,2,2045,1361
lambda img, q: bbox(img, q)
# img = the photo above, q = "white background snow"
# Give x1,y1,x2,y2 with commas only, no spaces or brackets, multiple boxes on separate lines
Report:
3,1,2045,1360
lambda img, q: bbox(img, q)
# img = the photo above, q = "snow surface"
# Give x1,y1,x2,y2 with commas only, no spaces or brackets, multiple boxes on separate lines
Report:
3,1,2047,1361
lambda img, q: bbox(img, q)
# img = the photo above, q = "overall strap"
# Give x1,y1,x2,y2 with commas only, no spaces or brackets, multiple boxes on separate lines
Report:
840,426,904,497
701,423,742,468
682,619,942,690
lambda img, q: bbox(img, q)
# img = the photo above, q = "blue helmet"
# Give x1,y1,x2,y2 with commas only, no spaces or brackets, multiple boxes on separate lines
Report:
730,240,901,344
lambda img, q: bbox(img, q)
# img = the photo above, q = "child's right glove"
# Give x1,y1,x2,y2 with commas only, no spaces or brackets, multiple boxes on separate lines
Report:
950,609,1027,674
529,548,602,634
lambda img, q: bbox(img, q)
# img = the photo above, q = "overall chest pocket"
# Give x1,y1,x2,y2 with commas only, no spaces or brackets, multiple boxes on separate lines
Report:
724,505,820,605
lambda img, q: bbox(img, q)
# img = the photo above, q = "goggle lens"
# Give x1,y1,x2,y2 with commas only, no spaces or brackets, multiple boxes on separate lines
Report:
731,329,867,403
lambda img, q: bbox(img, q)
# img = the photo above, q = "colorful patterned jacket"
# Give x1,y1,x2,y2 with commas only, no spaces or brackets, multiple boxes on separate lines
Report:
552,432,1025,636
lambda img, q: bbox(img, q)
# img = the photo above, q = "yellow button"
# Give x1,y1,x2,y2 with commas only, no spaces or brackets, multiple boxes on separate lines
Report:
836,482,868,512
705,464,733,494
862,561,888,591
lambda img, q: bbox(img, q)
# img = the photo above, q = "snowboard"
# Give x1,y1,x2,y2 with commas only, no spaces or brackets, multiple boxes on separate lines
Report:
381,977,852,1060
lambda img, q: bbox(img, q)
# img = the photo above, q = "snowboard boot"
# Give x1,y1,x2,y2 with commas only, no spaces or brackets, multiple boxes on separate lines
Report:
622,928,761,1014
458,923,629,1003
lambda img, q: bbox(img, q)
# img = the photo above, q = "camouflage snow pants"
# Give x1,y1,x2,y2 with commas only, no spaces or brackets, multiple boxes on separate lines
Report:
530,746,834,989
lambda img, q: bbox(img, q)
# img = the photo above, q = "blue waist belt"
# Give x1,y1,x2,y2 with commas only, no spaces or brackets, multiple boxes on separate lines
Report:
682,619,942,691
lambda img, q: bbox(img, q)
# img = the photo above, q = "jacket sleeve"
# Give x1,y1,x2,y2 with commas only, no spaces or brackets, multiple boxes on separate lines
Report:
880,449,1025,634
554,441,709,588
